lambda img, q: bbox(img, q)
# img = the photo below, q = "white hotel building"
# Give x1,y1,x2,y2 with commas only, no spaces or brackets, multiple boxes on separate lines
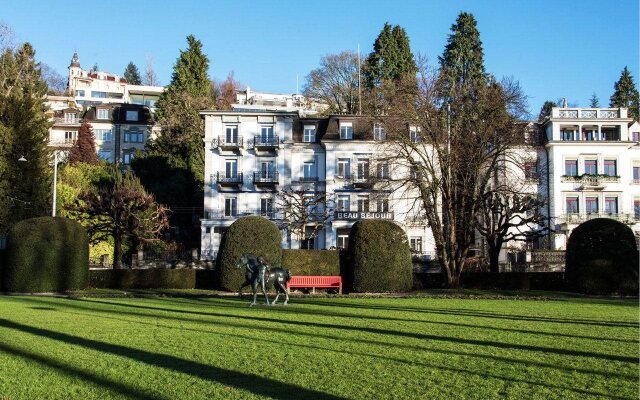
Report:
199,107,640,261
199,111,434,259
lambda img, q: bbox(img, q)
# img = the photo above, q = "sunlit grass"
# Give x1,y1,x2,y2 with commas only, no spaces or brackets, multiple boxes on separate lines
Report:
0,294,637,399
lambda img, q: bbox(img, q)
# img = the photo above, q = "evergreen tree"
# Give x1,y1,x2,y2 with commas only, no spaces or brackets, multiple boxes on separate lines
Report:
133,34,214,247
610,67,640,121
69,121,98,165
0,43,51,233
364,22,416,89
438,12,487,100
538,100,557,121
123,61,142,85
589,92,600,108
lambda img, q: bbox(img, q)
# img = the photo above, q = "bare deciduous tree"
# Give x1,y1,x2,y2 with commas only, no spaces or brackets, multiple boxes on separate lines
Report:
303,51,360,115
41,63,67,95
144,55,160,86
276,185,332,249
377,60,529,287
212,71,242,110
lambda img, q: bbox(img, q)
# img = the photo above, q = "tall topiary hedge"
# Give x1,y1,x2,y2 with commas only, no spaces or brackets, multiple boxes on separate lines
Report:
566,218,639,295
347,220,413,292
215,216,282,291
282,249,341,276
4,217,89,292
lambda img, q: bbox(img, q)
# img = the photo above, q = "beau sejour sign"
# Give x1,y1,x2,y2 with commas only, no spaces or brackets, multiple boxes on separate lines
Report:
334,211,394,220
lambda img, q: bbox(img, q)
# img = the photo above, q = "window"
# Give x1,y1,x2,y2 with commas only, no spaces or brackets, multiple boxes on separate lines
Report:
125,110,139,122
64,113,77,123
565,197,579,214
524,161,538,180
98,150,112,162
603,160,617,176
633,132,640,142
585,197,599,214
635,199,640,220
340,123,353,140
604,197,618,214
410,237,423,253
377,163,389,179
303,161,316,180
124,131,144,143
303,125,316,143
337,195,350,211
76,90,85,97
561,128,577,141
123,152,134,165
260,198,273,218
336,228,350,249
410,126,421,143
377,197,389,212
584,160,597,175
64,131,77,143
97,108,109,120
356,159,370,180
95,129,113,142
583,128,597,141
91,91,107,98
225,159,238,178
260,160,275,178
260,126,274,143
224,197,237,217
337,158,351,178
301,236,315,250
634,163,640,183
564,160,578,176
374,124,386,141
225,125,238,143
357,195,370,212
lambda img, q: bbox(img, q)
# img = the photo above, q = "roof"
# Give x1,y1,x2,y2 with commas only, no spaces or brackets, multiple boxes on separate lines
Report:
82,103,154,125
321,115,377,141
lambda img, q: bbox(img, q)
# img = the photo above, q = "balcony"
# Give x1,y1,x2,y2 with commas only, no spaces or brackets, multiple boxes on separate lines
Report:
556,213,636,229
253,171,279,186
213,172,243,186
252,135,279,150
214,136,243,150
351,175,373,188
299,176,320,182
561,174,619,189
205,209,281,220
555,108,621,119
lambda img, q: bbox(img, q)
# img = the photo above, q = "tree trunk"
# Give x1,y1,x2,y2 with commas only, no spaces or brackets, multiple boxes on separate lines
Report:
113,234,123,269
488,244,501,273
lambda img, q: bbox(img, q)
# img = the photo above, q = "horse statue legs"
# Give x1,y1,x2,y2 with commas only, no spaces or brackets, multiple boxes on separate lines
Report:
249,264,269,307
270,268,291,306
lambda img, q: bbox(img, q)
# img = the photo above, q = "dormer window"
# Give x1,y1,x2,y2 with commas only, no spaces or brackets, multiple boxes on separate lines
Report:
97,109,109,120
340,122,353,140
126,110,139,122
303,125,316,143
64,113,77,123
374,124,386,141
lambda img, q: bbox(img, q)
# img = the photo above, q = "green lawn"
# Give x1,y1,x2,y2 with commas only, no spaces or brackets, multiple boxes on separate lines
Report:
0,294,637,399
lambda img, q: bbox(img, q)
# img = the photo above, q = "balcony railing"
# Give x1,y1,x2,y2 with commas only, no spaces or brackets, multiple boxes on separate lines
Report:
214,136,243,149
351,175,372,187
556,108,620,119
557,213,636,226
205,209,282,220
253,171,279,185
213,172,243,186
561,174,620,188
253,135,279,149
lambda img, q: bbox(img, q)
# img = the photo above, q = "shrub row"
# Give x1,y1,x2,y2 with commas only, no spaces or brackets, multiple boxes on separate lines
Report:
281,249,340,276
89,269,217,289
414,272,567,291
3,217,88,292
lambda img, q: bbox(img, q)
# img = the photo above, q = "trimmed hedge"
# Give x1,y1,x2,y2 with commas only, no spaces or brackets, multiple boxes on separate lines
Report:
566,218,639,295
282,249,341,276
215,216,282,291
89,269,216,289
347,220,413,292
4,217,89,292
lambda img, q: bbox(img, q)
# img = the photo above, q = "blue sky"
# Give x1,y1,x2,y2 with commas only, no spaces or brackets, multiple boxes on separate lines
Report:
1,0,638,115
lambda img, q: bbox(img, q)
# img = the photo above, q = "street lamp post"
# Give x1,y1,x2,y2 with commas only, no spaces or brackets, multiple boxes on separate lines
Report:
52,151,59,217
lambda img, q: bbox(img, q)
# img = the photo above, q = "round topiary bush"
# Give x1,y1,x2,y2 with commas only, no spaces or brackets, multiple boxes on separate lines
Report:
4,217,89,292
215,216,282,291
565,218,639,295
347,220,413,292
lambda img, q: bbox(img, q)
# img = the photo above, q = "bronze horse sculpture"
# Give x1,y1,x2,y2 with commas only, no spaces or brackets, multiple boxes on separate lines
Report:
236,254,291,306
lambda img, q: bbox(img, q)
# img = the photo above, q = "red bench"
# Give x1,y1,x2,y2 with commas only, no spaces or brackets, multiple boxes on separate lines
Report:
286,276,342,294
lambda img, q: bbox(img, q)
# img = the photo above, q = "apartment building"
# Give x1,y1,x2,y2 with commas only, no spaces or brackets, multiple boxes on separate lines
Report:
540,107,640,249
199,110,433,259
233,87,327,116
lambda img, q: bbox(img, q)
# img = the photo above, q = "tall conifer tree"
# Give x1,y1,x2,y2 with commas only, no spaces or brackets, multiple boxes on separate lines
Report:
123,62,142,85
364,22,416,89
438,12,487,100
0,43,51,232
610,67,639,121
